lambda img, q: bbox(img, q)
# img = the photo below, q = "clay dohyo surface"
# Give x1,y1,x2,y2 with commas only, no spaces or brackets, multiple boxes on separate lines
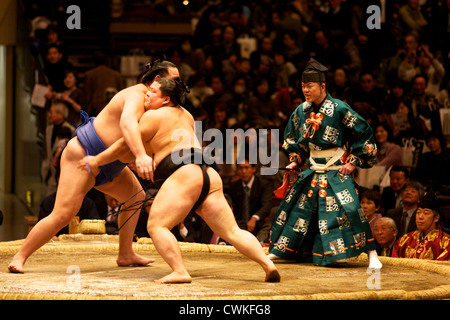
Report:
1,235,450,300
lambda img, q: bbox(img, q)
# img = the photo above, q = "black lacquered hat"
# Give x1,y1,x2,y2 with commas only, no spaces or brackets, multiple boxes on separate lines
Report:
302,58,328,83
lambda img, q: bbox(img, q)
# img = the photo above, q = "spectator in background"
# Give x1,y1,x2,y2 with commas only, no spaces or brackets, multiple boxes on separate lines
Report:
250,36,274,71
192,6,220,49
179,210,214,244
273,51,297,91
318,0,353,36
414,131,450,194
392,191,450,260
202,74,233,122
436,77,450,109
251,54,276,89
309,29,338,72
222,25,241,60
227,160,273,236
101,194,121,234
185,73,213,122
374,217,398,257
360,189,382,234
267,10,283,46
388,100,417,144
378,33,419,88
274,71,303,126
246,77,278,129
44,43,73,94
331,32,362,85
398,44,445,96
381,79,408,115
349,71,386,124
398,0,428,39
177,36,206,75
328,68,350,103
416,45,445,97
374,122,403,168
403,74,438,135
168,46,193,84
45,23,66,59
229,75,250,126
52,69,85,127
203,27,227,75
41,102,75,196
51,126,72,177
381,166,410,213
234,57,255,92
84,51,123,116
386,180,424,238
280,30,303,66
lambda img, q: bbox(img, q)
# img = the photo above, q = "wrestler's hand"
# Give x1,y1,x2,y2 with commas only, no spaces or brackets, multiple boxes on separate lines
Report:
77,156,100,177
135,154,154,181
339,163,356,175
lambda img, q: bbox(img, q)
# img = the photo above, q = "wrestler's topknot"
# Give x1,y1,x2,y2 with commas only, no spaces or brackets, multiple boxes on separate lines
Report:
141,55,177,85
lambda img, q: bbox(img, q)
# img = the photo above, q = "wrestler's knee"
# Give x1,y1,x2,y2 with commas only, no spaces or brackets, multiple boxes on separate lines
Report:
47,211,74,229
146,220,159,238
62,137,84,161
146,212,158,235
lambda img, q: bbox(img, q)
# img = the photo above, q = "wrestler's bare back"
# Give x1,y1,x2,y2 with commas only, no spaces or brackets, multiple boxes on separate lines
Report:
93,83,148,147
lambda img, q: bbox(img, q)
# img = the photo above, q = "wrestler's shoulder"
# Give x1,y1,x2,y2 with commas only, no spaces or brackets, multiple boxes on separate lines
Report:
118,83,147,95
141,106,180,120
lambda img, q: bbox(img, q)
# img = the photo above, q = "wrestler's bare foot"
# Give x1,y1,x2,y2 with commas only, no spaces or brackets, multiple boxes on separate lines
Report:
116,253,155,267
154,271,192,284
8,257,25,274
265,268,281,282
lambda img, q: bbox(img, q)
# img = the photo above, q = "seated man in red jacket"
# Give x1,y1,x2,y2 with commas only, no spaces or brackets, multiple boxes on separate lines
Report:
392,192,450,260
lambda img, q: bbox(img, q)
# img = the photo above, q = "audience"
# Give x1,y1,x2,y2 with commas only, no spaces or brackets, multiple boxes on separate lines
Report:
41,102,75,196
373,122,403,168
83,51,124,116
381,166,410,213
386,180,424,238
26,1,449,254
414,131,450,193
374,217,398,257
392,192,450,260
226,159,273,236
51,68,85,127
360,189,382,234
43,43,73,93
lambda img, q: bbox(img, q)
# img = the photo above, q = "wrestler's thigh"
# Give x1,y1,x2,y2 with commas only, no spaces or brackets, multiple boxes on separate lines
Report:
53,138,96,217
148,165,203,229
96,166,144,205
196,169,239,234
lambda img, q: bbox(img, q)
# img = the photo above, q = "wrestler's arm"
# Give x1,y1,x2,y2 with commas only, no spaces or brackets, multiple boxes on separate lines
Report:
77,138,132,176
120,90,153,180
78,111,157,175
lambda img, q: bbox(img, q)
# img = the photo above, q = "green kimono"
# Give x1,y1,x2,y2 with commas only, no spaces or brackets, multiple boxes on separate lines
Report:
269,94,377,266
